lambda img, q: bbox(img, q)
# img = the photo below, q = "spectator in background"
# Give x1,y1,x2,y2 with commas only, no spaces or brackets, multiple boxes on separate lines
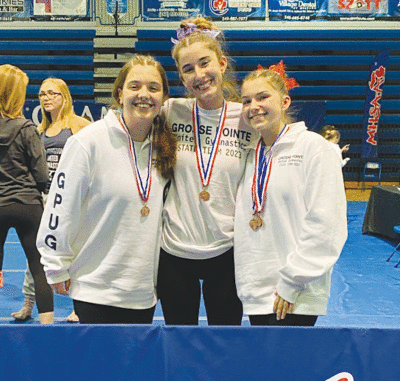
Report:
0,64,53,324
321,125,350,167
12,77,90,322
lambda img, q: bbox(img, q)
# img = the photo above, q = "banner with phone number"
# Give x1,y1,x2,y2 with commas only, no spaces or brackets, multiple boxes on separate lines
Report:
140,0,266,21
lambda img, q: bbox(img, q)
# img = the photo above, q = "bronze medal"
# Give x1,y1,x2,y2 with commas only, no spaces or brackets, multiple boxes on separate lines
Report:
199,189,210,201
254,214,263,228
249,214,263,231
141,205,150,216
249,218,258,231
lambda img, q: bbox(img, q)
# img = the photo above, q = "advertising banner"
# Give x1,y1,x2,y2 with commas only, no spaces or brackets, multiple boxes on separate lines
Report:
0,0,92,21
361,50,389,159
268,0,319,21
140,0,266,21
322,0,400,19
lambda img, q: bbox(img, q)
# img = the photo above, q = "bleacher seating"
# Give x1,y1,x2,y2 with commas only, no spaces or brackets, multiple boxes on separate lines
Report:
135,28,400,182
0,29,95,101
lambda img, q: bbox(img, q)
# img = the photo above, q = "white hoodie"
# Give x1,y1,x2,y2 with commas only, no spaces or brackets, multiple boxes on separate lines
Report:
234,122,348,316
37,110,167,309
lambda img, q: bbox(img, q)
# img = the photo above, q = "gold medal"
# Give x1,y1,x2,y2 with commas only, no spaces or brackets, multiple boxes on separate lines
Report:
193,101,226,205
199,189,210,201
141,205,150,216
249,214,263,231
255,214,263,228
249,218,258,231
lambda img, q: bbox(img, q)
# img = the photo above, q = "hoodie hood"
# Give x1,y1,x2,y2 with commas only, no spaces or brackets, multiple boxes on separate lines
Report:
0,116,30,148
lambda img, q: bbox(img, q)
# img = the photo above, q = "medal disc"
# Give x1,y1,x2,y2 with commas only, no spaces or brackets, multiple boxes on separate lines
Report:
249,215,263,230
254,214,263,228
141,205,150,216
249,218,258,231
199,190,210,201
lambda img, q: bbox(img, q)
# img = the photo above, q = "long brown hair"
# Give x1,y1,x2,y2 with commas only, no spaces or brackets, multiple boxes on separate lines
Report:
112,55,177,179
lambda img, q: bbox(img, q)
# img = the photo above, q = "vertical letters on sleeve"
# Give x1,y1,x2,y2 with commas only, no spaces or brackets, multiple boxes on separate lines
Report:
45,172,66,250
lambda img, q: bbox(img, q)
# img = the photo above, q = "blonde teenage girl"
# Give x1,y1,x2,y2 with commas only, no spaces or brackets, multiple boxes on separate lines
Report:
12,78,90,322
235,62,347,326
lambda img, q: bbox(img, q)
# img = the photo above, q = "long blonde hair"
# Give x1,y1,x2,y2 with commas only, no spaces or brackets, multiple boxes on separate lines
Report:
112,54,177,179
172,17,239,102
37,78,75,134
0,64,28,119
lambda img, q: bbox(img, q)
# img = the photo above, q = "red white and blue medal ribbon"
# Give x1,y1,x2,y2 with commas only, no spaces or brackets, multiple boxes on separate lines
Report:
119,114,152,216
250,124,290,230
192,100,227,201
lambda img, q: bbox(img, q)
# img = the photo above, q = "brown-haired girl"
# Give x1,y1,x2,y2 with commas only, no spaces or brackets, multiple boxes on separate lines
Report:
37,55,177,324
157,17,255,325
235,62,347,326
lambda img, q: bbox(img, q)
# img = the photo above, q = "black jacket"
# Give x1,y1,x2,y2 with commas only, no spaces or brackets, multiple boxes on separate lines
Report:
0,116,48,206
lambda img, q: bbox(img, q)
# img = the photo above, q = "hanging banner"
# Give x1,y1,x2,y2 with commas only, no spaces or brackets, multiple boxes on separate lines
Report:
361,50,389,159
0,0,92,21
140,0,266,21
325,0,391,19
33,0,90,20
0,0,28,20
268,0,319,20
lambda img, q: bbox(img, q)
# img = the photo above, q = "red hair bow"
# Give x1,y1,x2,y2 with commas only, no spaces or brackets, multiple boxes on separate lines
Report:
257,61,299,91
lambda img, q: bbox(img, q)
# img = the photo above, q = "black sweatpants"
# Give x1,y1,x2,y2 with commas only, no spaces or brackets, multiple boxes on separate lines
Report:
157,248,243,325
0,203,53,313
73,300,156,324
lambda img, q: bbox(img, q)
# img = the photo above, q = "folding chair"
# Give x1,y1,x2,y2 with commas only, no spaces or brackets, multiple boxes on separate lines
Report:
386,225,400,267
362,162,381,190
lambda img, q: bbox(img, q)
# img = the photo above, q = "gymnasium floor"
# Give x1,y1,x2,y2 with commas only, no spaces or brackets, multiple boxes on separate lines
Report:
1,200,400,327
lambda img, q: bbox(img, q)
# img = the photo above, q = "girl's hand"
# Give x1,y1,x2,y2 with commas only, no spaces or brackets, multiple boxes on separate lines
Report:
273,292,294,321
341,144,350,153
50,280,71,296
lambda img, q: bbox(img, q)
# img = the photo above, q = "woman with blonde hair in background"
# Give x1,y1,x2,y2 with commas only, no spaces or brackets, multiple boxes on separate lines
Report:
0,64,53,324
321,125,350,167
12,77,90,322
